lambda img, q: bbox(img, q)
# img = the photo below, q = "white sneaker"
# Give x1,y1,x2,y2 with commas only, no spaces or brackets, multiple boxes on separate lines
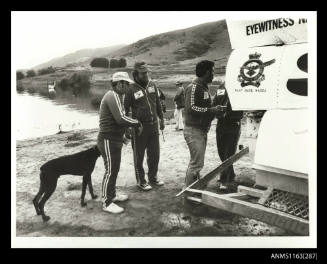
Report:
218,184,228,190
102,202,124,214
137,182,152,191
112,193,129,202
150,180,165,186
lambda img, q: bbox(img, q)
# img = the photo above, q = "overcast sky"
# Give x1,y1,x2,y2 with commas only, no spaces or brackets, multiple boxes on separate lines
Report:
12,11,311,69
12,11,228,69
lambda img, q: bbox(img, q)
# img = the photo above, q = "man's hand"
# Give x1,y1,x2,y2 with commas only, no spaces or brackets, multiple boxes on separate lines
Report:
125,127,133,139
208,105,227,115
161,102,166,113
136,123,143,136
123,134,130,145
159,118,165,130
216,105,227,112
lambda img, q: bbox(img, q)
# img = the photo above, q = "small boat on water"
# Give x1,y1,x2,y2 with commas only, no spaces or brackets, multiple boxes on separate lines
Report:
48,81,56,97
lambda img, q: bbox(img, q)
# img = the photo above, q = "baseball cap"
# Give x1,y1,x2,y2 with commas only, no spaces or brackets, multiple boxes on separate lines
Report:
175,81,183,85
134,61,150,72
112,72,133,83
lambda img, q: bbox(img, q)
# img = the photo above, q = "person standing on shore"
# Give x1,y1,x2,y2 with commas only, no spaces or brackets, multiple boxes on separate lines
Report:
183,60,226,189
173,81,185,131
124,61,165,191
158,88,167,113
98,72,143,214
212,83,243,191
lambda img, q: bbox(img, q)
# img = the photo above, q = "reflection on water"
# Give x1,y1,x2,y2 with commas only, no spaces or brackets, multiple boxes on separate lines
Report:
14,82,218,140
15,92,99,140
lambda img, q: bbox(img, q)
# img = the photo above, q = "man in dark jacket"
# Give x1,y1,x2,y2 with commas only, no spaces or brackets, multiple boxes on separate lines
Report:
124,61,165,191
98,72,142,214
173,81,185,130
183,60,226,188
212,83,243,190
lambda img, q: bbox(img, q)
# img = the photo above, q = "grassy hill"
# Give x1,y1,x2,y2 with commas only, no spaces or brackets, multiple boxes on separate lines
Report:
19,19,230,114
108,20,231,68
32,44,125,70
30,19,230,72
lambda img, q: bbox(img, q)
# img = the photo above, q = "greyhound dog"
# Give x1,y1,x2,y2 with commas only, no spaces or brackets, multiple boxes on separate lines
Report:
33,145,101,222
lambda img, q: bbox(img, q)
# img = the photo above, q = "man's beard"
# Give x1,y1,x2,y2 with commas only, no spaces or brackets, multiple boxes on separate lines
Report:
137,78,148,87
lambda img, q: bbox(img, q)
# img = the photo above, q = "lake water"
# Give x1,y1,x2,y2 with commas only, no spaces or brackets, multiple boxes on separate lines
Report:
14,83,219,140
14,91,178,140
14,92,100,140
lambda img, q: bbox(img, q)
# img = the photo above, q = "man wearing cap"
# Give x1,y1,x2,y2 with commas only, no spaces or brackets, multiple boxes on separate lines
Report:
212,83,243,191
173,81,185,131
124,61,165,191
98,72,143,214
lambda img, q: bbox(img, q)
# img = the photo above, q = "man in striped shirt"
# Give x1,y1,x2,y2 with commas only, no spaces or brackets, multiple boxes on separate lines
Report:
183,61,226,189
98,72,142,214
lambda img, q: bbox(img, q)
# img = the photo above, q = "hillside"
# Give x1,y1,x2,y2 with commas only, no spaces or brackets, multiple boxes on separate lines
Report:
30,20,231,72
108,20,231,68
32,44,125,70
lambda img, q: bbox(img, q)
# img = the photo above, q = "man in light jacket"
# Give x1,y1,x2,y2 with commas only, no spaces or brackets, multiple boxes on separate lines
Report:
98,72,143,214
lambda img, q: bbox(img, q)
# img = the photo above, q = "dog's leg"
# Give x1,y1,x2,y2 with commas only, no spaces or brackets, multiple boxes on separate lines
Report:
81,176,88,207
87,176,98,200
33,184,44,215
39,177,58,222
33,172,46,215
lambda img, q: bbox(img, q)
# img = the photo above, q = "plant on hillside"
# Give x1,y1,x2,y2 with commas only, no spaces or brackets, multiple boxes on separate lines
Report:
119,58,127,68
109,58,127,68
38,66,55,75
58,72,91,95
26,69,36,77
16,71,25,80
70,72,91,95
90,58,109,68
109,59,120,68
59,78,70,91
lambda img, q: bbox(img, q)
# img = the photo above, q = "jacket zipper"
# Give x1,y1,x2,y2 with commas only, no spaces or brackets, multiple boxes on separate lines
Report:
136,82,154,122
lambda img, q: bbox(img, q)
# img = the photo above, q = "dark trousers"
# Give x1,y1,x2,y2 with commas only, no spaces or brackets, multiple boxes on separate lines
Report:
216,121,241,184
131,122,160,184
97,134,123,206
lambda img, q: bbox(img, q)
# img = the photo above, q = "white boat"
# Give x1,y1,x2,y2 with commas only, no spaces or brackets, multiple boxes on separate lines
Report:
48,81,56,96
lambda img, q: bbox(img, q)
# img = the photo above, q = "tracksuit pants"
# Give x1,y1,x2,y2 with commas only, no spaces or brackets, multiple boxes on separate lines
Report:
97,134,123,207
174,108,184,130
131,122,160,185
183,126,207,187
216,121,241,184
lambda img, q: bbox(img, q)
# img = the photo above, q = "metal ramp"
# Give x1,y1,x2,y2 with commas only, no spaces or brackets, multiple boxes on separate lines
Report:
176,147,309,235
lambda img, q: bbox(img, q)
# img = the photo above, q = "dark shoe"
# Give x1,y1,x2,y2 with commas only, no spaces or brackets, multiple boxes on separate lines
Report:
193,174,200,182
